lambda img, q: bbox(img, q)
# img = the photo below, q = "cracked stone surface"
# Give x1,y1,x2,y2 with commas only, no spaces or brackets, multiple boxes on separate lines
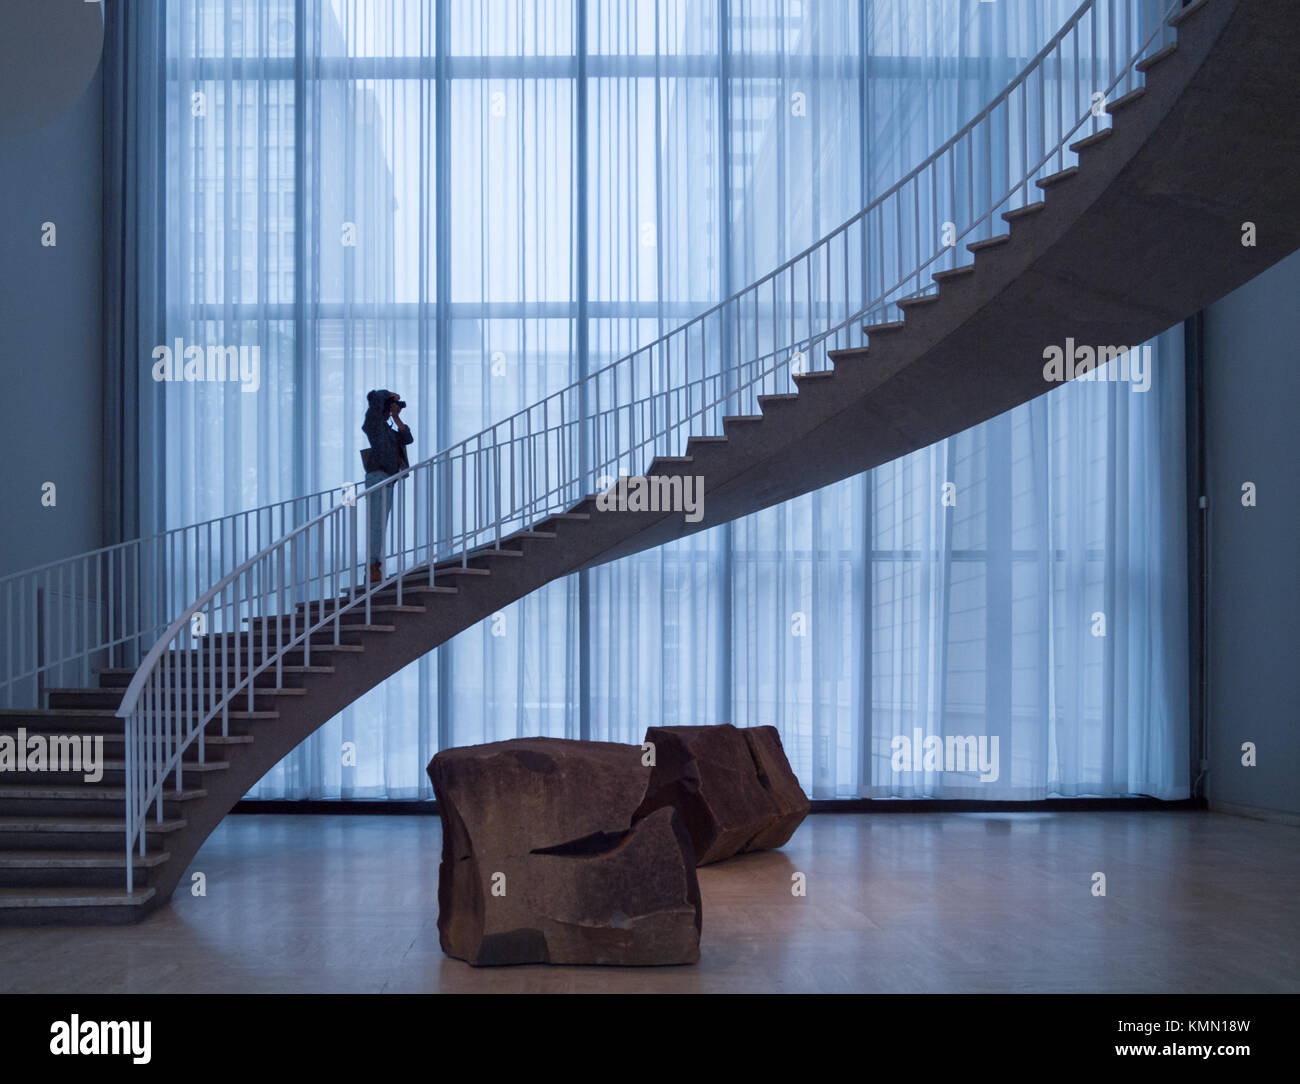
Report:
428,737,701,966
635,724,808,864
740,725,811,851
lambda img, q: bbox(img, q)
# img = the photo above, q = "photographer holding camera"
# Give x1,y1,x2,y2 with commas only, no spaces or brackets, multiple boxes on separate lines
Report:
361,389,413,583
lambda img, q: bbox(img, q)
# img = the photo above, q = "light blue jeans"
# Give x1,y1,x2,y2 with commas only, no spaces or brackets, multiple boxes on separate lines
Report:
365,470,397,567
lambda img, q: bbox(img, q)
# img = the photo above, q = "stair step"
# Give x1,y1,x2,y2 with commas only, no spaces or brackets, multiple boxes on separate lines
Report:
649,456,694,468
466,548,525,560
201,623,396,639
826,346,870,363
1036,166,1079,189
1168,0,1208,28
0,753,228,774
1002,201,1046,222
932,265,976,283
542,512,591,522
508,530,557,540
59,733,254,750
0,886,157,909
47,686,304,707
296,603,428,615
0,708,278,722
0,718,273,741
757,394,799,406
96,665,334,686
0,817,186,835
174,643,364,656
792,370,835,382
722,415,764,426
1105,87,1146,116
300,588,455,613
0,785,206,802
383,582,459,593
1069,128,1114,153
897,293,940,309
967,234,1011,253
431,566,491,577
686,435,728,444
861,320,905,336
1135,42,1177,73
252,609,417,623
0,850,169,869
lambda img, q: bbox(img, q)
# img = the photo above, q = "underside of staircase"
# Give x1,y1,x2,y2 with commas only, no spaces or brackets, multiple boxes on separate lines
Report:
2,0,1298,925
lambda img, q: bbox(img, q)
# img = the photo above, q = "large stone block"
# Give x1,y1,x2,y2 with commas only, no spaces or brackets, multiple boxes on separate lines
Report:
636,723,807,865
739,725,811,851
428,737,701,966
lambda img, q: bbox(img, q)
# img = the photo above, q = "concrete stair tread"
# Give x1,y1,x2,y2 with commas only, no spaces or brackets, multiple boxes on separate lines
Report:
1036,165,1079,188
0,707,276,719
0,886,157,908
364,584,458,594
82,734,253,747
285,604,426,614
96,665,335,678
1002,200,1046,221
967,234,1011,252
49,684,305,699
0,760,228,775
0,817,187,833
0,785,206,801
204,624,396,635
1105,86,1146,114
1136,41,1178,72
0,850,170,869
1070,128,1114,153
1168,0,1208,27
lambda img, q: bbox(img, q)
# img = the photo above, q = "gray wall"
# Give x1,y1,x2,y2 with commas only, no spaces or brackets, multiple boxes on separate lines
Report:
1203,248,1300,818
0,67,105,579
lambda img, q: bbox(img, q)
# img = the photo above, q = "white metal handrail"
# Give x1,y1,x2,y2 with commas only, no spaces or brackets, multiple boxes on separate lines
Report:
113,0,1185,890
0,488,355,707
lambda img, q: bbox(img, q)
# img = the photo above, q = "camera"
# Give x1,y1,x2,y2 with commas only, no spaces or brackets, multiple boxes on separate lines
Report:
388,396,407,410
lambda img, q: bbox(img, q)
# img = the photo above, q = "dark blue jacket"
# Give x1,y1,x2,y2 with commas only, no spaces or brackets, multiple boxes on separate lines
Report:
363,389,414,475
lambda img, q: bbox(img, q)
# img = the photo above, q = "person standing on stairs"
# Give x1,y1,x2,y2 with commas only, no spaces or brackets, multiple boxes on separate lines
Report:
362,388,414,583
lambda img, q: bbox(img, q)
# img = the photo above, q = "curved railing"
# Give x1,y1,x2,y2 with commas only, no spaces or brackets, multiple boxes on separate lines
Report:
0,489,354,707
116,0,1185,889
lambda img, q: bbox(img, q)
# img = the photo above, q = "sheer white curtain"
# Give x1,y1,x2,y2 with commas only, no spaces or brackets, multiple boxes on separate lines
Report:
158,0,1188,800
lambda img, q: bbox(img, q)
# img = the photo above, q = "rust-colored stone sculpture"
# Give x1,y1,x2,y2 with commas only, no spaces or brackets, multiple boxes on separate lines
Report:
739,724,811,851
428,737,701,966
635,723,808,865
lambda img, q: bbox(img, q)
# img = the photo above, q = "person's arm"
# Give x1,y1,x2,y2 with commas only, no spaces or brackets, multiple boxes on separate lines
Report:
390,404,414,444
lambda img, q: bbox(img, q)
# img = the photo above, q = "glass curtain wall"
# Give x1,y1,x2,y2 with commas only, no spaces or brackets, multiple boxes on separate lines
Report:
158,0,1187,800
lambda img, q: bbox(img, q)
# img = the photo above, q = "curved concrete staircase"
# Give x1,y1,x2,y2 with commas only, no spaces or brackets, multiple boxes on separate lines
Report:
3,0,1299,924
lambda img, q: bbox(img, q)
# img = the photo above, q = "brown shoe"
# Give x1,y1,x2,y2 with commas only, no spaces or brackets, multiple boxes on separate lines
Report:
369,561,383,583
